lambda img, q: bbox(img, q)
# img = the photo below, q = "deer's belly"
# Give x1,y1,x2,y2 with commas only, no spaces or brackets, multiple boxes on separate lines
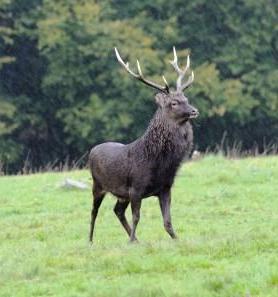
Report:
132,169,176,198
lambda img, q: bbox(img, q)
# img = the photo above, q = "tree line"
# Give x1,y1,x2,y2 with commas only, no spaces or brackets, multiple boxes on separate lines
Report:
0,0,277,173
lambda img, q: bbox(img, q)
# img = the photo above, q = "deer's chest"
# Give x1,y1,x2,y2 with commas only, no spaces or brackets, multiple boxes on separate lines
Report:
136,148,185,197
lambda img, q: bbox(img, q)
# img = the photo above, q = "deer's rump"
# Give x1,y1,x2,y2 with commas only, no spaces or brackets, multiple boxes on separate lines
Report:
89,142,132,198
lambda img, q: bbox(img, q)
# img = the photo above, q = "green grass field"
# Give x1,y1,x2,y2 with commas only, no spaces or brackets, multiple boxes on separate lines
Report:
0,155,277,297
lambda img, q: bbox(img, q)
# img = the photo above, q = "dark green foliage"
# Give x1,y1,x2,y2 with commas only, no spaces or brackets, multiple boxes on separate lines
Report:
0,0,277,172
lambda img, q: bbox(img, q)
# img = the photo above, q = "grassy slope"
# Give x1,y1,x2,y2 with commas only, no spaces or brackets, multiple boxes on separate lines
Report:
0,155,277,297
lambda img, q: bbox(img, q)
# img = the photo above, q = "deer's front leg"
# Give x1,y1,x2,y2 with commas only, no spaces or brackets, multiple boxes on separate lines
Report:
158,189,177,239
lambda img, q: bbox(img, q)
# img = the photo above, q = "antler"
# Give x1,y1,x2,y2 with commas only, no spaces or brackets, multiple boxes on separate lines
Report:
170,46,194,92
115,48,169,94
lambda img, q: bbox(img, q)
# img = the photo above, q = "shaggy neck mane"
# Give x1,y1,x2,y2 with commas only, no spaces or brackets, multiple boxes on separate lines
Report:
133,108,188,160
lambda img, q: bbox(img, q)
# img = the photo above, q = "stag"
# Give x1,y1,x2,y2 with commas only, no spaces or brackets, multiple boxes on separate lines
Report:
89,47,199,243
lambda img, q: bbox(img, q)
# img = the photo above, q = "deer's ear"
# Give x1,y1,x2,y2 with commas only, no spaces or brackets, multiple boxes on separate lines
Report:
155,93,168,107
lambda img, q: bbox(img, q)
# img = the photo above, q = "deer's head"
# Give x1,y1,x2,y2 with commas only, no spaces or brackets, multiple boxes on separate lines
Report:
115,47,199,123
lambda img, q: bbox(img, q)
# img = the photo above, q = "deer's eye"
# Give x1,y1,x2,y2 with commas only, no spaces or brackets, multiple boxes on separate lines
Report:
171,101,179,107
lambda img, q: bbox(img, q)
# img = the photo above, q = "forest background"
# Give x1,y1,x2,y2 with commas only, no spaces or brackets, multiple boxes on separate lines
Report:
0,0,277,173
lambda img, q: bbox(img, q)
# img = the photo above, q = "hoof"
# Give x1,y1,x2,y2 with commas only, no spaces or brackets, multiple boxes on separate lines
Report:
129,238,139,244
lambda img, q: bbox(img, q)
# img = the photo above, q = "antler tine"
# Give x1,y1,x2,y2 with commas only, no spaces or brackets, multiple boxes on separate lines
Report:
170,46,183,75
181,71,194,90
115,47,139,78
162,75,169,86
170,46,193,91
114,48,169,94
136,60,143,76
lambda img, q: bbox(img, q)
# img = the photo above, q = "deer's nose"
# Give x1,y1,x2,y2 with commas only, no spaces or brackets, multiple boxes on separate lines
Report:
189,108,199,118
191,108,199,116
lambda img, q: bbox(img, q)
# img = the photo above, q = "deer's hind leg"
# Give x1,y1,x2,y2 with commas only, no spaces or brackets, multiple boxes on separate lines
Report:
89,179,106,243
114,199,133,238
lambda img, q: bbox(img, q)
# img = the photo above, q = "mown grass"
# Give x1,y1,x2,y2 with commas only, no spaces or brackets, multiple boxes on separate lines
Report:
0,155,277,297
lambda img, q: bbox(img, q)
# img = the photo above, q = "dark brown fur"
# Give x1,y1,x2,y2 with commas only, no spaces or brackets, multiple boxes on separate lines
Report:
89,91,198,243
